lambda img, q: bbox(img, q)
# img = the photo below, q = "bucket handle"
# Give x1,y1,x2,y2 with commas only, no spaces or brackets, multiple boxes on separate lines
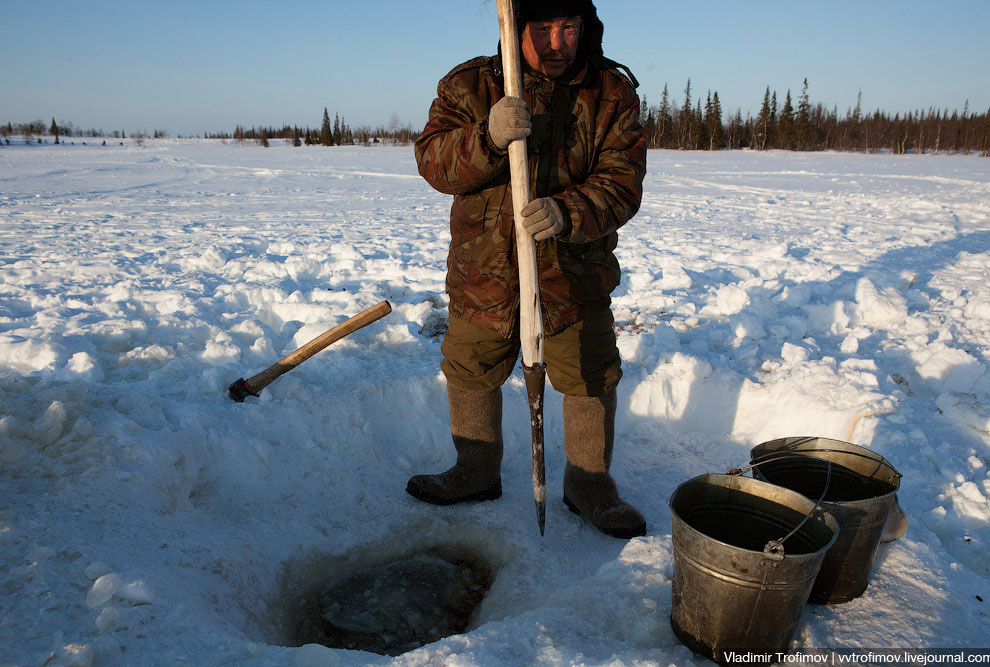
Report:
727,456,833,560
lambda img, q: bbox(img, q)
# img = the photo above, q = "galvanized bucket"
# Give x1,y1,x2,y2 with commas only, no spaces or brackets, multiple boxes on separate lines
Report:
669,474,838,664
750,437,901,605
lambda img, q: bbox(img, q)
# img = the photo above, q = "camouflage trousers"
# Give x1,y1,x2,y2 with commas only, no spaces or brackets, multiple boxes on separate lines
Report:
441,308,622,397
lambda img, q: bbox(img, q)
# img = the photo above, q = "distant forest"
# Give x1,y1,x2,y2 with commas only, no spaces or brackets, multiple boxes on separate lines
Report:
4,81,988,155
0,109,418,147
643,79,989,155
205,109,418,147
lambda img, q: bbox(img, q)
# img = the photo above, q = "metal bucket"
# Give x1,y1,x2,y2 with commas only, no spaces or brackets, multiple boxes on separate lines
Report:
669,474,838,664
750,437,901,605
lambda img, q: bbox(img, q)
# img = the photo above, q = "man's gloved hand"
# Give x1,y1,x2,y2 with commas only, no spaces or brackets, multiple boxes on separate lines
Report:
521,198,565,241
488,96,531,150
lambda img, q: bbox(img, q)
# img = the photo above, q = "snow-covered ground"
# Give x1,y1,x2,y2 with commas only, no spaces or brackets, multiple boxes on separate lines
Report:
1,140,988,666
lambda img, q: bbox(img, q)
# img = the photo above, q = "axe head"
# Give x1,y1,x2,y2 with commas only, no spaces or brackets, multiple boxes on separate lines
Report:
227,378,260,402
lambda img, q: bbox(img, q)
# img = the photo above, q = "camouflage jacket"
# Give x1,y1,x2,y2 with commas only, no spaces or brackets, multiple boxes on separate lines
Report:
414,54,647,337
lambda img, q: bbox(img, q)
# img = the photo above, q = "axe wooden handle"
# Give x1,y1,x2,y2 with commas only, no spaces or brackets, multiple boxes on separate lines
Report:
229,300,391,401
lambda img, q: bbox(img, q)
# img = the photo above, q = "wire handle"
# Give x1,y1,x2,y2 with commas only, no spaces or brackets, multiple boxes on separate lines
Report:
763,459,832,557
727,455,833,559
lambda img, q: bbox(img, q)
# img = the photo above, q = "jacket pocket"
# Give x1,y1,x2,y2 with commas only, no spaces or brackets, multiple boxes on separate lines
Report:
450,184,509,245
556,241,619,302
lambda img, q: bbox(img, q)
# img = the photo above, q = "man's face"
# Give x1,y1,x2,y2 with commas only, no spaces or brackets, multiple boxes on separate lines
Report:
520,15,583,79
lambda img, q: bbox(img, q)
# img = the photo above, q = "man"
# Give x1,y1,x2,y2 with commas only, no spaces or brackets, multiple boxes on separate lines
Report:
409,0,647,539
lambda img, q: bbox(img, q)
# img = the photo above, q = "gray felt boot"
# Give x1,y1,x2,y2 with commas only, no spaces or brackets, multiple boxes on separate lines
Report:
562,391,646,539
406,385,503,505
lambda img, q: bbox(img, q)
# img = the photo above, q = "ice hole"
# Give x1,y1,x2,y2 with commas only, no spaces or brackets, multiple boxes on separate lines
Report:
281,546,494,656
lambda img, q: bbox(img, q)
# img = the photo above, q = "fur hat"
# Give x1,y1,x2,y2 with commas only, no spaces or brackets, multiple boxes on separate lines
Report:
516,0,596,24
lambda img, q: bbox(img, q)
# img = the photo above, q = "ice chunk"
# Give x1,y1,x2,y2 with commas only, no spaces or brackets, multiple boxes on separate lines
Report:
119,580,154,605
628,352,718,424
916,345,983,394
703,284,750,316
34,401,66,447
47,643,96,667
852,277,907,327
651,322,680,354
964,297,990,321
945,481,990,527
0,335,59,373
200,339,240,364
86,573,152,608
936,393,990,433
84,562,113,580
731,313,765,340
617,331,648,363
657,260,692,290
804,300,851,334
119,344,175,366
294,644,343,667
86,573,121,608
781,342,808,363
54,352,103,382
95,607,122,633
625,268,657,291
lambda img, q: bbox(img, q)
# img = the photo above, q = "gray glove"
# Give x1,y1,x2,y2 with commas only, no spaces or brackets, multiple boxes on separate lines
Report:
488,96,531,150
521,198,565,241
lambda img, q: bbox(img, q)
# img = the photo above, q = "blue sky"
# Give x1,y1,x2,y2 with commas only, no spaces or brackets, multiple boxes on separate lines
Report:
3,0,988,136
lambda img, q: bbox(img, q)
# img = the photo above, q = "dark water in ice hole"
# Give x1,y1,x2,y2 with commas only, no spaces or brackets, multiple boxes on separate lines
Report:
287,546,494,656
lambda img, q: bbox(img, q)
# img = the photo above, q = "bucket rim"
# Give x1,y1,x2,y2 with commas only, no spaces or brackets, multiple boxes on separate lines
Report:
750,436,901,489
668,473,839,559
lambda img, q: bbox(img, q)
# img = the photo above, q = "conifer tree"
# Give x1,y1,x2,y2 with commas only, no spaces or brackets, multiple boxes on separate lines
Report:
707,92,724,150
320,108,332,146
658,83,673,147
690,99,706,149
796,78,812,150
779,90,795,150
755,87,773,149
640,97,657,148
677,79,693,149
50,117,59,144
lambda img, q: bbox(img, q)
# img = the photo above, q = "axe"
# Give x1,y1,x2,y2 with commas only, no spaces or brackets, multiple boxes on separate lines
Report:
227,299,392,402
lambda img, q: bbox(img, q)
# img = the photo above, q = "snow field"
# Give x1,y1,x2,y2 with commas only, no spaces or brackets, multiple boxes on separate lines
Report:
1,141,989,665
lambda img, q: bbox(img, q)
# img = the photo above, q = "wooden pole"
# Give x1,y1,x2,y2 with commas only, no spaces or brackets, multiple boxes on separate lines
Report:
496,0,544,368
496,0,547,536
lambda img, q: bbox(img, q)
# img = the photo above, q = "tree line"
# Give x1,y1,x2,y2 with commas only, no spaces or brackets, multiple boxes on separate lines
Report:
6,85,988,155
642,79,989,155
1,120,167,141
2,108,417,147
205,109,418,147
